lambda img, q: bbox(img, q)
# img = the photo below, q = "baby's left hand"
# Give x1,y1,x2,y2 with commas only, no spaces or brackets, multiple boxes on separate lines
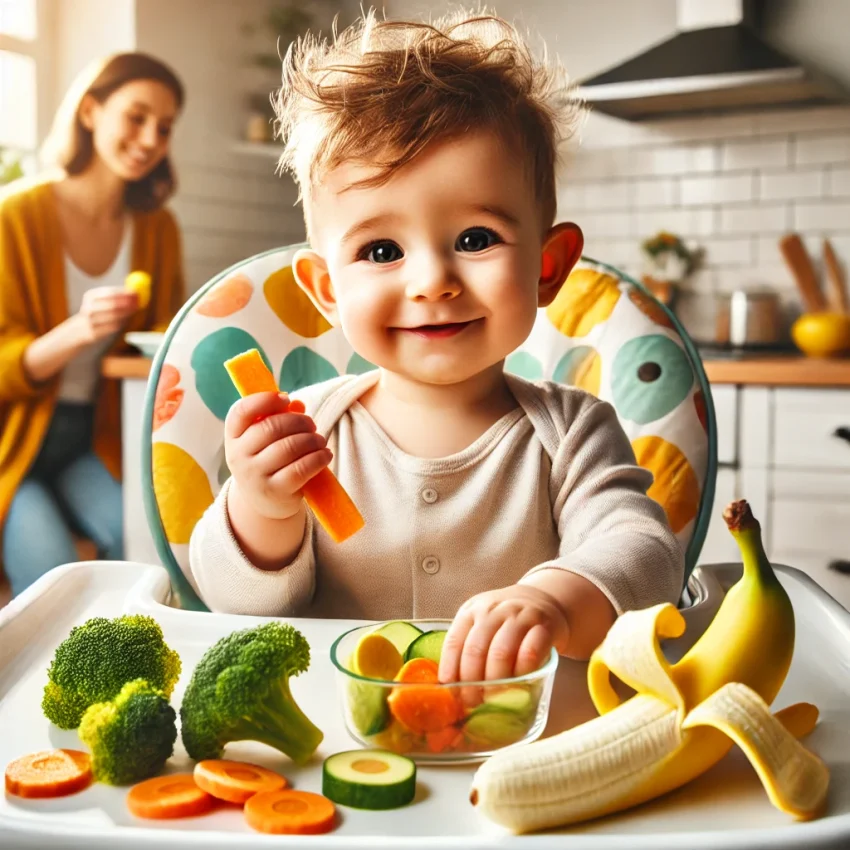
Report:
438,584,570,684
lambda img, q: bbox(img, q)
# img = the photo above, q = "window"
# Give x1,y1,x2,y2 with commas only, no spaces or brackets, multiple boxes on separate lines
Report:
0,0,48,181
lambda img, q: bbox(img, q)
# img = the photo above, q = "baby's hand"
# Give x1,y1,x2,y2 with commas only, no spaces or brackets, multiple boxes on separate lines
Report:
224,392,332,521
438,584,570,684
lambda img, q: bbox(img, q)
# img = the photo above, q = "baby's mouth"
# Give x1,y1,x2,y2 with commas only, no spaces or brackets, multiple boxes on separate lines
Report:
402,321,477,338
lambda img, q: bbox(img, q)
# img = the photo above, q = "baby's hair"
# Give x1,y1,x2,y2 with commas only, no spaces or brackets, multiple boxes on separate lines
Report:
274,6,582,227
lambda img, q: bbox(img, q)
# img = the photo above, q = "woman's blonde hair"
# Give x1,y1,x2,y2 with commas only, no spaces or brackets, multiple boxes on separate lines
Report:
274,7,582,227
40,52,185,213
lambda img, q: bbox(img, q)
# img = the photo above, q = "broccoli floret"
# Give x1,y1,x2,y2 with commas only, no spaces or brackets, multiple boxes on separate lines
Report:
78,679,177,785
180,621,323,764
42,615,181,729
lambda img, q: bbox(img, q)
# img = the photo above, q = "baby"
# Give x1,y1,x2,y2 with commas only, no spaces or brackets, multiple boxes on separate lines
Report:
189,8,684,684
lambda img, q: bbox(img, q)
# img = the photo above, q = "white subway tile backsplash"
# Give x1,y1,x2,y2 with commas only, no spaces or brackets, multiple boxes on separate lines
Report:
681,174,754,206
794,201,850,231
581,180,631,210
719,204,790,234
558,107,850,302
827,167,850,197
634,208,716,239
758,169,825,200
575,211,633,239
702,237,754,267
633,178,677,208
721,138,790,170
795,134,850,166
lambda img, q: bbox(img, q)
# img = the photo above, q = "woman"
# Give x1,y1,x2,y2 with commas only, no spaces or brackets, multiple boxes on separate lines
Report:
0,53,186,597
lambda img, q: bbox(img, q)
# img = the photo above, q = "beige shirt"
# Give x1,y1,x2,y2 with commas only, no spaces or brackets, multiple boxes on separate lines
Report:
187,371,684,620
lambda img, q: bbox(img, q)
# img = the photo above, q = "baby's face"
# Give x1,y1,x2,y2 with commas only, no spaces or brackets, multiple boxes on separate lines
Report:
301,130,551,387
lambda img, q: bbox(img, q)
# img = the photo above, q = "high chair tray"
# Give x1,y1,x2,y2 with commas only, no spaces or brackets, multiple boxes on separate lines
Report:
1,560,848,850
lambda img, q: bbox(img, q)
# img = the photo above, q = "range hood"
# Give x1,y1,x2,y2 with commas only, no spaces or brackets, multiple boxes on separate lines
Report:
576,0,849,121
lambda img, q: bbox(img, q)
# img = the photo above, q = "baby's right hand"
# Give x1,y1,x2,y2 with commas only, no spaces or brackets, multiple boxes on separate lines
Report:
224,392,332,521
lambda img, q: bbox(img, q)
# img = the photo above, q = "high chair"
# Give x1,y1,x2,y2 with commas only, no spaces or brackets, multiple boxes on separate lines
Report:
3,245,849,849
140,244,716,612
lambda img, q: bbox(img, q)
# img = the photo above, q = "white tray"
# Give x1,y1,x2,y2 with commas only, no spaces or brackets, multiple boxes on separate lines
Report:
1,561,849,849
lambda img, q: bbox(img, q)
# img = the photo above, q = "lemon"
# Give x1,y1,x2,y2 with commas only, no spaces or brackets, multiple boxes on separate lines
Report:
791,312,850,358
125,271,152,309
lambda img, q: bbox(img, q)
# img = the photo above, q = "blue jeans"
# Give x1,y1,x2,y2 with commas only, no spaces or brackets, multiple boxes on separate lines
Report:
3,402,123,597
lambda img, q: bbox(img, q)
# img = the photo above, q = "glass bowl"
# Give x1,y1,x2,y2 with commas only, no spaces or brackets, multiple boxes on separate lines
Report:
329,619,558,764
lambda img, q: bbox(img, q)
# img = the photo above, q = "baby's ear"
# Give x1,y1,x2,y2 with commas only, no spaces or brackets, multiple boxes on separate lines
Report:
538,222,584,308
292,249,339,326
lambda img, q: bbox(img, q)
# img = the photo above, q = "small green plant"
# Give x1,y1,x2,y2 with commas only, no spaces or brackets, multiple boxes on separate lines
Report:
242,3,315,71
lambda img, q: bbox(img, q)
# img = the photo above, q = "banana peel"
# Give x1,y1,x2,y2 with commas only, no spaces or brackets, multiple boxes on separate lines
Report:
470,500,830,833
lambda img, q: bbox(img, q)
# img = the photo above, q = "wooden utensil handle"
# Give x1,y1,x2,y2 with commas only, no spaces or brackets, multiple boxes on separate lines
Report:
823,238,849,314
779,234,827,313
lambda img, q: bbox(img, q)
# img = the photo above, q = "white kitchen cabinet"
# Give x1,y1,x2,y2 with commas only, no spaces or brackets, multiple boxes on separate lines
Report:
699,384,850,611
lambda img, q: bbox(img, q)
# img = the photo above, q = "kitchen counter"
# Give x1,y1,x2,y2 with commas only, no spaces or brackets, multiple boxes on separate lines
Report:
104,353,850,387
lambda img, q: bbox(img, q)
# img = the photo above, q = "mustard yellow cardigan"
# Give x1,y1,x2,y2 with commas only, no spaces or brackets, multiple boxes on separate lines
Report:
0,176,185,534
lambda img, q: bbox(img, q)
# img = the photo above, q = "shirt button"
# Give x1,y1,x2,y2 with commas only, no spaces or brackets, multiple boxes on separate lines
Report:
421,556,440,575
421,487,438,504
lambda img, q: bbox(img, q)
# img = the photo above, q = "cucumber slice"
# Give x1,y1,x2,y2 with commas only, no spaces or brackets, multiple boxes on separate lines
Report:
373,621,423,656
322,750,416,810
347,679,390,736
483,686,534,716
404,629,447,663
463,708,532,748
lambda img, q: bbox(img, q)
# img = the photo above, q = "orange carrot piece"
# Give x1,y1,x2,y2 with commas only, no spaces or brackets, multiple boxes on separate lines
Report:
194,759,288,804
425,725,464,753
224,349,278,395
127,774,217,819
244,789,336,835
388,685,461,735
223,348,365,543
395,657,440,684
5,749,92,799
288,399,306,414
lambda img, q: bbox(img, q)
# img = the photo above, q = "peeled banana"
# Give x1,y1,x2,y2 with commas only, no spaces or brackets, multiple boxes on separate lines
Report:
470,500,829,833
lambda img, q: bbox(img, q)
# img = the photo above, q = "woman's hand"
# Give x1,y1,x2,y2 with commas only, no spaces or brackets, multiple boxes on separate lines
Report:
74,286,139,343
438,584,570,684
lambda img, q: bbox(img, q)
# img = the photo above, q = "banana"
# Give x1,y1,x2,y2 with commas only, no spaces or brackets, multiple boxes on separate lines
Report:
469,500,828,833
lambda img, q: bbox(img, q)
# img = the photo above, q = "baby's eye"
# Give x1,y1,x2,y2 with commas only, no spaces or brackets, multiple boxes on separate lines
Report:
360,241,403,264
456,227,501,253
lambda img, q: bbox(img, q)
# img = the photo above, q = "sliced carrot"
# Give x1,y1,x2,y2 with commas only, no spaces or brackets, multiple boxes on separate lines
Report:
425,725,464,753
287,399,306,414
5,749,92,798
194,759,288,804
388,684,461,734
395,657,440,684
244,789,336,835
224,348,365,543
224,349,278,395
127,774,217,819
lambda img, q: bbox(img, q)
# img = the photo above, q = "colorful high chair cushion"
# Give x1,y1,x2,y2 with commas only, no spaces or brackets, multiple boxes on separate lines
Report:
143,247,716,611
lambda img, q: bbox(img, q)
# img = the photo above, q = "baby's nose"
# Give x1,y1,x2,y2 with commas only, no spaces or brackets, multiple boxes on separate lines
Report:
405,259,462,301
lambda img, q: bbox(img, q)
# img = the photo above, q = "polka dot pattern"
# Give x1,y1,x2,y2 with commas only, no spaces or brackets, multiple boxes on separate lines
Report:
152,364,183,431
546,268,621,338
264,266,332,338
505,351,543,381
553,346,601,397
279,346,339,394
191,327,271,421
612,335,694,425
195,274,253,317
152,442,214,544
631,435,700,534
628,289,675,329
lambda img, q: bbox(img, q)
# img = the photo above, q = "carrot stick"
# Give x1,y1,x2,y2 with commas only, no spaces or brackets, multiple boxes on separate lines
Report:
425,725,464,753
127,774,217,819
244,789,337,835
193,759,288,804
5,749,92,798
223,349,365,543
